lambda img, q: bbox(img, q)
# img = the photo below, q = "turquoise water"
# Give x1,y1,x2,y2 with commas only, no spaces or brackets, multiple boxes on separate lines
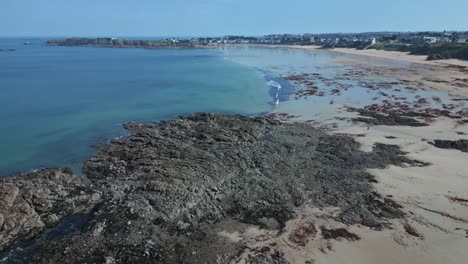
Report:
0,39,274,176
2,40,456,176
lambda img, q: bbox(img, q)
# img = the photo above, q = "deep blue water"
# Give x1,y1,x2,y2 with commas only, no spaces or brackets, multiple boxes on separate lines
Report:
0,38,274,176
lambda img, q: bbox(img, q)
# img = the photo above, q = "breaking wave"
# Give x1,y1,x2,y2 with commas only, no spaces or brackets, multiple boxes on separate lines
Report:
267,80,282,90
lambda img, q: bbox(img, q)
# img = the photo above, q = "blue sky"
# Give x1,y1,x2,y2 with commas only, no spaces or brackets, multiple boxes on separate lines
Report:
1,0,467,37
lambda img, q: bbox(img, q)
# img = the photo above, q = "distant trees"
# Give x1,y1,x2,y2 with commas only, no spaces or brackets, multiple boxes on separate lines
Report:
45,38,196,48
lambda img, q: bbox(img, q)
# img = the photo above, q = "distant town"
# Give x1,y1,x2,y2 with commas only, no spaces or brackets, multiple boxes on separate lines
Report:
46,31,468,61
191,31,468,46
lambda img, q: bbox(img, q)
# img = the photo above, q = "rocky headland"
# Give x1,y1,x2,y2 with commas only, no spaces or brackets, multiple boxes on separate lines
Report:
45,38,196,49
0,114,427,263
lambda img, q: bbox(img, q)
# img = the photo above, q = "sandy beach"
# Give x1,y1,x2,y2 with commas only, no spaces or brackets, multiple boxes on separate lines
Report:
1,43,467,264
277,45,468,68
251,46,468,264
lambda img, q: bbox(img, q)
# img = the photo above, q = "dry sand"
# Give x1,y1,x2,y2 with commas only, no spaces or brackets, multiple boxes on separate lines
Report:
230,118,468,264
320,118,468,264
286,45,468,68
229,46,468,263
332,47,468,68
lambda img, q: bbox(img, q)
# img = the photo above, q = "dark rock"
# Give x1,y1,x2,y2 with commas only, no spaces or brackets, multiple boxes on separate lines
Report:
0,114,426,263
350,108,428,127
249,250,289,264
0,168,99,251
430,139,468,152
320,227,360,241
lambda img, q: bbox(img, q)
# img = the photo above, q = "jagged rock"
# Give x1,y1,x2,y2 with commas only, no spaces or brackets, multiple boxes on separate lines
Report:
0,168,99,251
1,114,426,263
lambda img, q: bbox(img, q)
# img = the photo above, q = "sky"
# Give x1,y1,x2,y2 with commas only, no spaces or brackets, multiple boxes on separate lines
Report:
1,0,468,37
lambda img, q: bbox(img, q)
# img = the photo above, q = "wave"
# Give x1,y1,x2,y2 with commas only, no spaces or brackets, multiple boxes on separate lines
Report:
267,80,282,90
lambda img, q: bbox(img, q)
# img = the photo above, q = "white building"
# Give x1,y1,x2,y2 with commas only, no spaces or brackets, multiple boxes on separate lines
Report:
424,37,437,44
457,38,467,43
371,38,377,45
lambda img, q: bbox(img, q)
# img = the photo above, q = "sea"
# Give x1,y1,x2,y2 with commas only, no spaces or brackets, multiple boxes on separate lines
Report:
0,38,319,176
1,38,455,176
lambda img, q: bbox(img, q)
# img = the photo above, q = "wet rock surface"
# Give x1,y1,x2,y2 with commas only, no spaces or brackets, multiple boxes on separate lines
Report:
320,227,360,241
1,114,426,263
430,139,468,153
0,169,98,252
349,108,429,127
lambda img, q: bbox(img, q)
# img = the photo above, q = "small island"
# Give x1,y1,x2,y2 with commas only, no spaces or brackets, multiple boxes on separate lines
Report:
45,37,196,49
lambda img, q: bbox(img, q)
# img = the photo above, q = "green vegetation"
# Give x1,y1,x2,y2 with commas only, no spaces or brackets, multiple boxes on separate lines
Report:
368,43,468,61
45,38,195,48
368,43,411,52
323,41,371,50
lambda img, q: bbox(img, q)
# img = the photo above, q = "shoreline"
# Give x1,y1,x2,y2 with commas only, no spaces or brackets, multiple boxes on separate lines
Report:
227,44,468,68
266,44,468,264
1,43,467,263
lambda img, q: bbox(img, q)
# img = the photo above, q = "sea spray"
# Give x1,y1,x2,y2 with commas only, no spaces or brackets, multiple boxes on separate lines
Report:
267,80,282,90
268,80,282,106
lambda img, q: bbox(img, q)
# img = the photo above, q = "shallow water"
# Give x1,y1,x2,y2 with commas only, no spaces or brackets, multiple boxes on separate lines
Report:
0,213,89,263
221,46,462,123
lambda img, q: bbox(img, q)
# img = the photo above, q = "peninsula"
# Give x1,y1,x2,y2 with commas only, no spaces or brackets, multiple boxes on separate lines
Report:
45,37,196,49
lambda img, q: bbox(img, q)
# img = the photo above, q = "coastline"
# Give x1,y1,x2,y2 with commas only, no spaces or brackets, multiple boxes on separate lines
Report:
265,45,468,264
1,43,468,263
237,44,468,68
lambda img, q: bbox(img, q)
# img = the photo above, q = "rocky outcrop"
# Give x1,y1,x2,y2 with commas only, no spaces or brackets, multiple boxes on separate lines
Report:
0,168,99,251
1,114,427,263
430,139,468,152
349,108,429,127
31,114,424,263
45,38,195,49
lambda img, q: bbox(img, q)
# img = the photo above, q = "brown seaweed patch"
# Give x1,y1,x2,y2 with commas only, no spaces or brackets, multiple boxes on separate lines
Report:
320,227,360,241
447,196,468,206
403,223,423,239
416,205,468,224
288,222,317,247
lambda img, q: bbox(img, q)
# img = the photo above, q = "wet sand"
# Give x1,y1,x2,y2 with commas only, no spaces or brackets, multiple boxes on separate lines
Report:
1,44,467,263
253,46,468,264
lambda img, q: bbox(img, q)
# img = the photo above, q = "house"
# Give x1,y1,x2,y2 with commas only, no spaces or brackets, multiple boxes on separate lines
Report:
441,37,451,43
371,38,377,45
457,38,467,43
424,37,437,44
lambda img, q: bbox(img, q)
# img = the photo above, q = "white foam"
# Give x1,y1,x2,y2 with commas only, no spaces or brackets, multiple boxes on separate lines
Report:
267,80,282,90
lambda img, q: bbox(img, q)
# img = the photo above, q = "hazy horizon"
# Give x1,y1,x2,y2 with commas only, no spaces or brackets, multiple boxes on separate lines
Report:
2,0,468,37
